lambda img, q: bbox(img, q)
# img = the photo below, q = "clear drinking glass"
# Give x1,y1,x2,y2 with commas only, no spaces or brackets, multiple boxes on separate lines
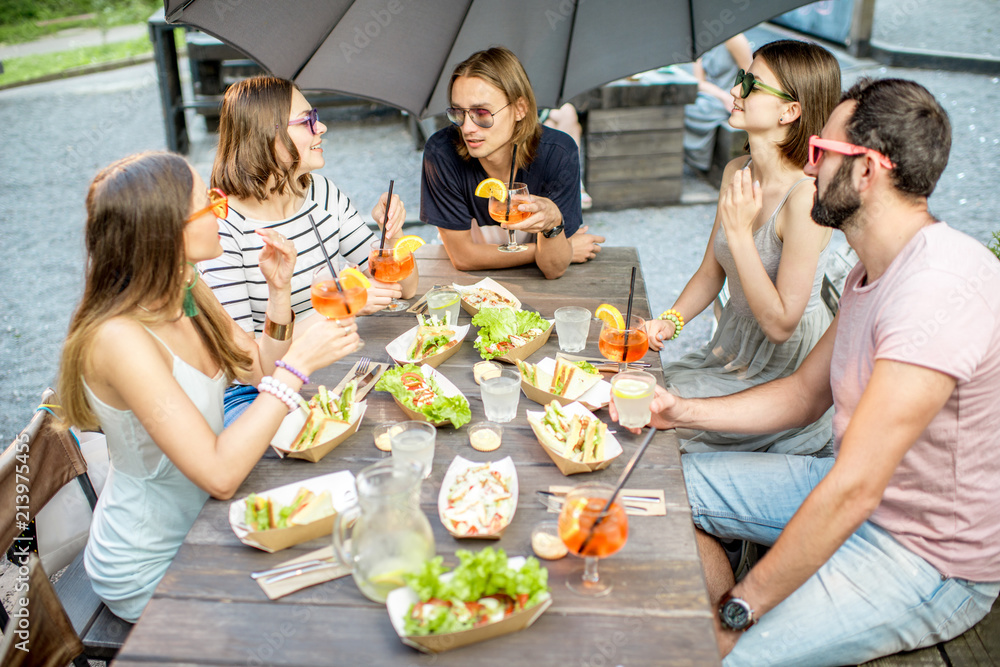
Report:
480,369,521,423
389,420,437,479
368,240,415,312
558,482,629,597
554,306,592,353
488,182,530,253
425,286,461,325
310,265,367,352
610,370,657,429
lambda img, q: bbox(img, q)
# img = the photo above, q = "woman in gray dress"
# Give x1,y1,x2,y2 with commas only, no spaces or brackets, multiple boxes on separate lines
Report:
645,40,841,455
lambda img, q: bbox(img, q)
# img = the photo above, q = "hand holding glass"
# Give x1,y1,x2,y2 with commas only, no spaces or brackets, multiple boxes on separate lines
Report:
611,371,656,429
369,240,415,312
489,182,530,253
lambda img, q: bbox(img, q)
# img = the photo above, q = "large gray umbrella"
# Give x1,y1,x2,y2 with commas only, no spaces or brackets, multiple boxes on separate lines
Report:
164,0,816,118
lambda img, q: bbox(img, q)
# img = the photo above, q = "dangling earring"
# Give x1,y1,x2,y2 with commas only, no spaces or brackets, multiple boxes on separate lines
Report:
182,262,200,318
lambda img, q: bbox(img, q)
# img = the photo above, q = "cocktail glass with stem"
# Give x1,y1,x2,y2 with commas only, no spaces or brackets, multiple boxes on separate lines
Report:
369,240,415,312
598,315,649,373
489,182,530,253
558,482,628,597
310,265,367,352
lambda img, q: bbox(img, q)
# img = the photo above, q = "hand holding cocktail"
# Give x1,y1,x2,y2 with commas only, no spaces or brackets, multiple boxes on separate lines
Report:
310,264,368,351
368,236,424,311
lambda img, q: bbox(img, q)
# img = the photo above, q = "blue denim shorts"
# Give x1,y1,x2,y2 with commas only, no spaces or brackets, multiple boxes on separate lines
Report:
223,383,258,427
683,452,999,667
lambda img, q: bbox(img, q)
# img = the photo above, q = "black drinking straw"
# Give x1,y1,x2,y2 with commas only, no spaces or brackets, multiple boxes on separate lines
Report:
578,427,657,555
622,266,637,362
307,213,349,314
505,144,518,220
377,179,395,251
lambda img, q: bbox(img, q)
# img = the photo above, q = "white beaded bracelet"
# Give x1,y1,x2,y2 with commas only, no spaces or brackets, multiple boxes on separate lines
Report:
257,375,302,413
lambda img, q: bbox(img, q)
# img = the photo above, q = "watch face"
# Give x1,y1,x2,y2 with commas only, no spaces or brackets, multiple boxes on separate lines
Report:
721,599,752,630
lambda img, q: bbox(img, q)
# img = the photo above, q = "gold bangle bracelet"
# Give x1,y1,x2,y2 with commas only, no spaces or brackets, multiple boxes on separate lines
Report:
263,311,295,341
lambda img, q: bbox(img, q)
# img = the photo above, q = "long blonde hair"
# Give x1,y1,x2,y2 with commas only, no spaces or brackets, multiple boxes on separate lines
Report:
59,152,253,430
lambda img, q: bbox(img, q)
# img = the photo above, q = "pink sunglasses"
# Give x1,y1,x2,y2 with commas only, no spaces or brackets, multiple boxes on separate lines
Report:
808,136,894,169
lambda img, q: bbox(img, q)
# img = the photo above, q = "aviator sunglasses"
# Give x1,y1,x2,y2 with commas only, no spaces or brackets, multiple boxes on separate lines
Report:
287,107,321,135
734,69,795,101
808,136,895,169
186,188,228,222
445,102,511,129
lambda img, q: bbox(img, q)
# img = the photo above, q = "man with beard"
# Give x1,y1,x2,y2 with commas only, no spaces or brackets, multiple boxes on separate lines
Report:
420,46,603,279
610,78,1000,665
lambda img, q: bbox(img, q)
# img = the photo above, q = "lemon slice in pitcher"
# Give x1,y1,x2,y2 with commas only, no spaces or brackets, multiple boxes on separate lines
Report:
393,235,425,260
595,303,625,329
475,177,507,202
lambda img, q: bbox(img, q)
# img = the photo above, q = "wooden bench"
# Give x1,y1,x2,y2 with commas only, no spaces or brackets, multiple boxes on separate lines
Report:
52,551,132,663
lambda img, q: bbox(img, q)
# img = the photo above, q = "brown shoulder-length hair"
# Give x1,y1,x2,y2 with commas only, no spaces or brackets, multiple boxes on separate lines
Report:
449,46,542,172
59,152,253,431
211,75,310,202
753,40,841,167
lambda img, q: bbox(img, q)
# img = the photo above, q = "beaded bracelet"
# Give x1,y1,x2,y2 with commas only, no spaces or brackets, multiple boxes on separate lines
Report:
257,375,302,412
275,359,309,384
657,309,685,341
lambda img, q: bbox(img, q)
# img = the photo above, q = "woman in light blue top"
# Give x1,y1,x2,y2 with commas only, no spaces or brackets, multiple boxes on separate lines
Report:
58,152,359,622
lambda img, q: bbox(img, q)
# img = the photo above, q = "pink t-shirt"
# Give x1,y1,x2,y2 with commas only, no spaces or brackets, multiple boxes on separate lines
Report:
831,222,1000,582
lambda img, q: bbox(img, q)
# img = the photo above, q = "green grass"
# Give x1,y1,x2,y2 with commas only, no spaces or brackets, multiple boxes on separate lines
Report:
989,231,1000,261
0,0,161,45
0,36,152,86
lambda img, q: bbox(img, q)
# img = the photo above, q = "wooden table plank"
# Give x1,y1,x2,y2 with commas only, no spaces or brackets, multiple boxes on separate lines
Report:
120,599,719,666
113,246,719,666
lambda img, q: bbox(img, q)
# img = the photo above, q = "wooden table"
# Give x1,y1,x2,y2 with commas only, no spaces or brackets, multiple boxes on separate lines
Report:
112,246,719,666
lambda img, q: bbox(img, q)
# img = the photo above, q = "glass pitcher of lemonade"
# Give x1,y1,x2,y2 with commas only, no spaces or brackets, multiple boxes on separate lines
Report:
333,459,435,602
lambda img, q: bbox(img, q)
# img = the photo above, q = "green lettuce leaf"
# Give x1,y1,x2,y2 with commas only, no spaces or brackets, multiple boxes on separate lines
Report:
375,364,471,428
472,308,550,360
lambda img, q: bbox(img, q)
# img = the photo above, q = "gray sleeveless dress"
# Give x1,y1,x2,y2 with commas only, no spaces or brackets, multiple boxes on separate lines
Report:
83,327,226,622
667,177,834,455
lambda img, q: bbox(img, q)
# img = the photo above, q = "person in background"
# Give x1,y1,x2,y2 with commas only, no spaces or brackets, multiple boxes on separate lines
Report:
615,77,1000,667
541,102,594,210
199,75,417,424
645,40,841,455
421,46,604,279
59,152,358,622
684,34,753,172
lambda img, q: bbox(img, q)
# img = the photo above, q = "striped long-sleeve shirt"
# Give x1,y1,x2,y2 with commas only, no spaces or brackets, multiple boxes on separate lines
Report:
200,175,374,334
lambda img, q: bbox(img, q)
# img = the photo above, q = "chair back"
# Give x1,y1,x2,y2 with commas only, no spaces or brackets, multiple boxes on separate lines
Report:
0,554,86,667
1,389,89,553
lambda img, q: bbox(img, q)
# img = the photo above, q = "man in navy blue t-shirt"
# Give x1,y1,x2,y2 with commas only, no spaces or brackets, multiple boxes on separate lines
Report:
420,47,604,279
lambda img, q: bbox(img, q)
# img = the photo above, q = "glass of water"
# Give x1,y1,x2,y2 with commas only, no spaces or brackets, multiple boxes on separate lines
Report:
480,369,521,423
425,287,461,325
610,371,657,429
390,421,437,479
554,307,591,353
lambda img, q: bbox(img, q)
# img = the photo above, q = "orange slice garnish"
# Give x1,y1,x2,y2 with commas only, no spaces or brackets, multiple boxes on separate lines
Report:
474,178,507,202
595,303,625,329
338,267,372,290
393,235,425,260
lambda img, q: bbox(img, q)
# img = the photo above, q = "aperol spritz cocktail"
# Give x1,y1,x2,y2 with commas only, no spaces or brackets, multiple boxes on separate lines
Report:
369,239,418,312
598,315,649,372
488,182,530,253
558,482,628,597
311,265,368,351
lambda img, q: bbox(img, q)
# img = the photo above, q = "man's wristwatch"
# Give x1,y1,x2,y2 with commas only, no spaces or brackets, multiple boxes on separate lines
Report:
718,591,757,632
541,222,564,238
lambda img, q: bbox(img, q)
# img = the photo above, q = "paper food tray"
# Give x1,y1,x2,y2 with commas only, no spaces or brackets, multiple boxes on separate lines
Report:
526,401,623,475
269,401,368,462
437,455,518,539
386,557,552,653
229,470,356,552
388,364,468,428
453,277,521,315
519,357,609,410
386,324,470,369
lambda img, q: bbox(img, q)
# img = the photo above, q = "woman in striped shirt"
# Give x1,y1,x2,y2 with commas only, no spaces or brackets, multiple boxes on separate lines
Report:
200,75,418,423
